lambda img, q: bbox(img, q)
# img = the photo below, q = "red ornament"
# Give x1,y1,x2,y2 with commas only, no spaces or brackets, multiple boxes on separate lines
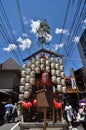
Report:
22,101,32,108
53,100,62,109
27,102,32,108
33,99,37,106
42,72,51,86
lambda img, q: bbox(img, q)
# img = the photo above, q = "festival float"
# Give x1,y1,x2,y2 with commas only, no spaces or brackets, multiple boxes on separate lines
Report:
19,20,68,130
19,49,68,130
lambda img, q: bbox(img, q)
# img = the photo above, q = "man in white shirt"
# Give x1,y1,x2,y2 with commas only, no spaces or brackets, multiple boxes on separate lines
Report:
65,102,73,129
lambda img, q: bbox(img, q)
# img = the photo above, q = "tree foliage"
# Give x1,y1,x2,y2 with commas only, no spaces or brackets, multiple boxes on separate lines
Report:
36,20,51,45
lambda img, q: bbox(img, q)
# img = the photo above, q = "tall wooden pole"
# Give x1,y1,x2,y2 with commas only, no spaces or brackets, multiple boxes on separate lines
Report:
44,107,46,130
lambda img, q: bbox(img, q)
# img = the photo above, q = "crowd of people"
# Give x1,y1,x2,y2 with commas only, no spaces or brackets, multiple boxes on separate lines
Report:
64,101,86,130
0,100,22,125
0,99,86,130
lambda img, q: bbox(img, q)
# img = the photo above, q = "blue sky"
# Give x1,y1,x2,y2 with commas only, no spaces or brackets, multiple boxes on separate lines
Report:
0,0,86,76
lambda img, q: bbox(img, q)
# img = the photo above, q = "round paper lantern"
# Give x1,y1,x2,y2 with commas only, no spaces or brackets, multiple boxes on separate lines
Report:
53,100,62,109
55,64,59,69
20,86,25,93
52,76,57,84
27,62,32,68
26,68,31,75
19,94,24,101
26,75,30,82
62,86,67,93
60,65,64,71
36,61,40,67
30,71,35,78
35,67,40,74
56,70,61,76
40,64,45,71
22,64,27,69
22,101,27,108
59,59,63,65
51,57,54,62
31,64,36,71
20,78,26,85
51,63,55,69
57,102,62,108
46,60,50,66
30,78,35,85
61,79,66,86
27,102,32,108
46,66,50,73
57,85,62,92
45,55,49,60
57,77,61,85
51,69,56,76
24,91,30,99
61,72,65,78
25,83,32,91
21,70,26,78
55,58,59,63
33,99,37,106
41,58,45,64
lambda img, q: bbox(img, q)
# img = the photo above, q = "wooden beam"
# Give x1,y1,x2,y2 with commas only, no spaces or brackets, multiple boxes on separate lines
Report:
23,49,63,62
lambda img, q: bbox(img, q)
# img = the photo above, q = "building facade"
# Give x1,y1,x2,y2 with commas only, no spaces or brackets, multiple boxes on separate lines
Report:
0,58,21,102
77,29,86,81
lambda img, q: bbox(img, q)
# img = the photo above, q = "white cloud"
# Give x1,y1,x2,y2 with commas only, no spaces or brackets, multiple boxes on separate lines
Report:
50,43,64,51
17,37,31,50
30,20,41,34
82,19,86,29
83,19,86,24
45,34,52,42
3,44,17,52
22,33,28,37
73,36,80,43
23,17,30,25
55,28,69,35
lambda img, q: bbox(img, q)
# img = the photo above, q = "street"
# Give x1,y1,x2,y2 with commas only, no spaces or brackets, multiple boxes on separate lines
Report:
0,122,84,130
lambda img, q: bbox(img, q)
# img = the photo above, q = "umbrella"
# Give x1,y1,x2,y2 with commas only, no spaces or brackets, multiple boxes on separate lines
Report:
78,100,86,106
5,103,13,108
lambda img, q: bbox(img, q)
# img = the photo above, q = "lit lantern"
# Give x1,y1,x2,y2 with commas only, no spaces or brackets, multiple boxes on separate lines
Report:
42,72,51,86
22,101,32,108
53,100,62,109
33,99,37,106
27,102,32,108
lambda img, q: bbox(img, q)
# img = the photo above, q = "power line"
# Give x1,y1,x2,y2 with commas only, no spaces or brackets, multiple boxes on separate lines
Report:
57,0,71,53
16,0,25,33
64,1,86,66
0,0,24,63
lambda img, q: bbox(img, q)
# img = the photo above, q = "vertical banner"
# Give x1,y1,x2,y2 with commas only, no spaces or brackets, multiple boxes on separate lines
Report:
71,78,77,89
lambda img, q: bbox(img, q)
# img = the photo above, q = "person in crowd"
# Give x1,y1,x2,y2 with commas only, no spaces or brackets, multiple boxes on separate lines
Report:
0,101,4,125
12,103,18,122
78,105,86,130
4,102,13,123
64,102,73,130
